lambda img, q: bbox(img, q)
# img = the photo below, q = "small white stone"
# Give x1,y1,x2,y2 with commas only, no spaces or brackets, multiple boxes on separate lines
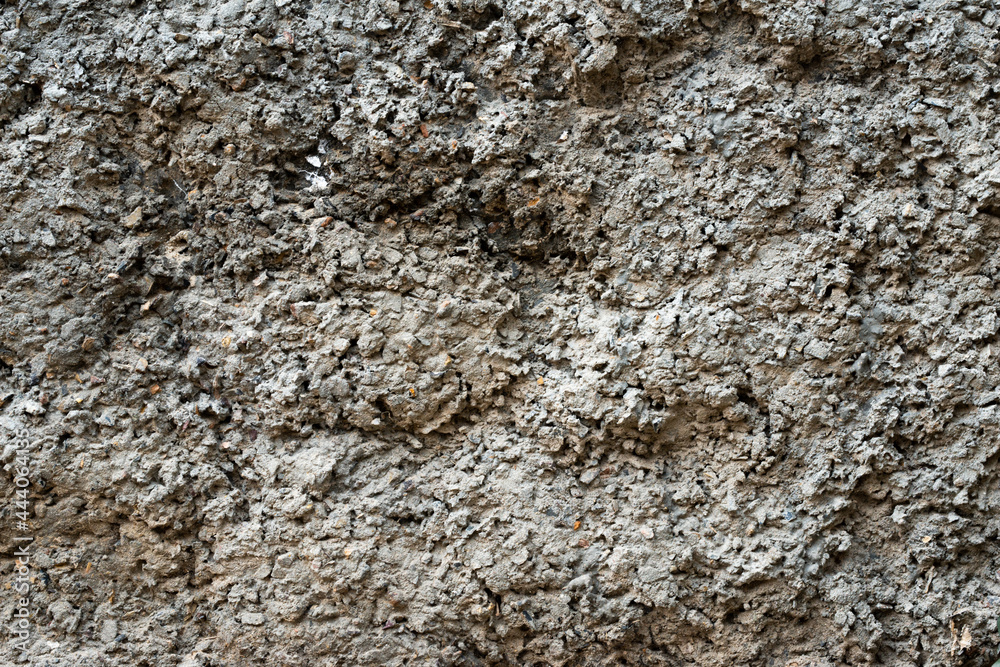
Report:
240,612,266,626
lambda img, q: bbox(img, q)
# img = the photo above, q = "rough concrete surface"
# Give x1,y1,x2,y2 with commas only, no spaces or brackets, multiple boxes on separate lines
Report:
2,0,1000,664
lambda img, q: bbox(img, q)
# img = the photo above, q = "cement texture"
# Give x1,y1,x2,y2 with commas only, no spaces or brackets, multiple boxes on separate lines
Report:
3,0,1000,665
